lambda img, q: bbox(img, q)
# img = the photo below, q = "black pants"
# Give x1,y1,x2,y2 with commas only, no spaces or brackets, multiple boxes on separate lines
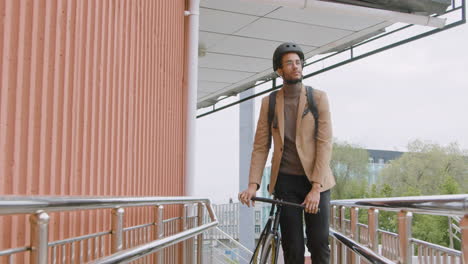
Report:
274,173,331,264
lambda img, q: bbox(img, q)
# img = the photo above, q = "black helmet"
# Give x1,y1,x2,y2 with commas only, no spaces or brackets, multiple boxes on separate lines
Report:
272,42,305,71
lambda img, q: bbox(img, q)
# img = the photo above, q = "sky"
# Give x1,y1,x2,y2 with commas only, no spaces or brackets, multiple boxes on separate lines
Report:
194,21,468,204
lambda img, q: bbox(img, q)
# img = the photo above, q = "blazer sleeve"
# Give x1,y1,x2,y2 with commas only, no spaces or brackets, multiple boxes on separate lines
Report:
310,91,333,186
248,97,270,187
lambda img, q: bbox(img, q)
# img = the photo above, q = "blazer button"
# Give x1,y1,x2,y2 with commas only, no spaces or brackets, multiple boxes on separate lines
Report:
280,148,283,152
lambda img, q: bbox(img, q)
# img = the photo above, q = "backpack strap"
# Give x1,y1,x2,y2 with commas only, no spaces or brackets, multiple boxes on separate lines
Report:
267,91,278,149
305,86,319,139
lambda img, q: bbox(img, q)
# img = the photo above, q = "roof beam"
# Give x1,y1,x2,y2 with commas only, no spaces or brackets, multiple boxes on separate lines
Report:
244,0,446,28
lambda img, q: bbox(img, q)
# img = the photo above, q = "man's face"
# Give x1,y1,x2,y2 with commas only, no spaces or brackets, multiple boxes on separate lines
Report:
277,52,303,84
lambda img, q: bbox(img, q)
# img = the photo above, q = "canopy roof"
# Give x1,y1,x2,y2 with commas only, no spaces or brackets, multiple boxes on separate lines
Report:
197,0,451,109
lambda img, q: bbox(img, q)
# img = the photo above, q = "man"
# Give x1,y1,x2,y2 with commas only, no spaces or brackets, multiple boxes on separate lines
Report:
239,42,335,264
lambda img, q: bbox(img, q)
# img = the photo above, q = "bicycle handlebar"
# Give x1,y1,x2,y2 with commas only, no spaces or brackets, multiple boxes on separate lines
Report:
251,196,321,213
251,196,305,209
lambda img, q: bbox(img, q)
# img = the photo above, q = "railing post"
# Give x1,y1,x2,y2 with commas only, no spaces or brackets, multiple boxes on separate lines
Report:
350,207,359,264
331,205,336,264
368,208,379,252
183,204,189,264
459,215,467,264
155,205,164,263
331,205,336,228
197,202,204,264
335,205,343,264
448,217,454,249
111,207,124,253
397,211,412,264
30,211,49,264
339,206,346,263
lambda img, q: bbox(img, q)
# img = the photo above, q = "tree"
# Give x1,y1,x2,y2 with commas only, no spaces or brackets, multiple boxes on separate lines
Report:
330,140,370,199
376,140,466,249
378,140,468,196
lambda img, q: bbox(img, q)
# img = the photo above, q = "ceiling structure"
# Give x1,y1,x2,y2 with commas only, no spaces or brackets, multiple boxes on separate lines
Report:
197,0,451,109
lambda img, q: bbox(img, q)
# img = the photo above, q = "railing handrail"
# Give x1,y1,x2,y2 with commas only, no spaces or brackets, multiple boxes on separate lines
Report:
329,228,394,264
330,194,468,216
0,247,30,257
0,195,219,263
0,196,216,216
410,238,462,256
89,221,218,263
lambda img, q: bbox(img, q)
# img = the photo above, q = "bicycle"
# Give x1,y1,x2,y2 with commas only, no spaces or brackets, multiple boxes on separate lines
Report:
249,196,311,264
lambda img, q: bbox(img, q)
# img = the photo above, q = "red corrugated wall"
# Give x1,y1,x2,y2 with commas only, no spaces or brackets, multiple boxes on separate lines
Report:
0,0,187,260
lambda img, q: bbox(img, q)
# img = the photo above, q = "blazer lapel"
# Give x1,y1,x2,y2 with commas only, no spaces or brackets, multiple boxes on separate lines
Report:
296,85,306,139
276,89,285,144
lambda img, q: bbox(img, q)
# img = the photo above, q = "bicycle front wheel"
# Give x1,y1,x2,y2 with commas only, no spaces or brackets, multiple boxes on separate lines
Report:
259,233,279,264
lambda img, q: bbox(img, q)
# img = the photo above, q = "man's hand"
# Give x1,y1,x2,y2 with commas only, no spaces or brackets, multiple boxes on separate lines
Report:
302,183,321,214
238,184,257,207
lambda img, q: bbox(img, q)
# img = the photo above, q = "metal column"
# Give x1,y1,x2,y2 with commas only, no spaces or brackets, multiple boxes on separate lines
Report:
30,211,49,264
111,208,124,253
398,211,413,264
239,88,255,263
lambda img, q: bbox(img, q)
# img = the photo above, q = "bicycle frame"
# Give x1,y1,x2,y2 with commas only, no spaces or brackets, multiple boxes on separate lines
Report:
250,200,282,264
248,196,314,263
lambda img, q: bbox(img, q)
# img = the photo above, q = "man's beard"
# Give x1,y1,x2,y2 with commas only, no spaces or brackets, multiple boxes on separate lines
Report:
283,76,302,84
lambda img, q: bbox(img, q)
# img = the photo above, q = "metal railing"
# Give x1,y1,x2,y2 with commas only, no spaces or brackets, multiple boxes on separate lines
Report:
205,202,240,240
0,196,218,263
450,216,463,248
203,227,253,264
330,194,467,264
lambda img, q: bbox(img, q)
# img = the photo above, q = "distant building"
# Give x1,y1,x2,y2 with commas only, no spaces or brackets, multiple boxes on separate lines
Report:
367,149,404,184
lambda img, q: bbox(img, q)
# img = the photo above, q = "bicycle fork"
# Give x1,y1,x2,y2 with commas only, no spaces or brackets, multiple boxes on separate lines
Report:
260,204,283,264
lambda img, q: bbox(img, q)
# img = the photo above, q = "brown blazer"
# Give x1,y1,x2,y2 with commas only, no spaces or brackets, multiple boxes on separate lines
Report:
248,86,336,194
